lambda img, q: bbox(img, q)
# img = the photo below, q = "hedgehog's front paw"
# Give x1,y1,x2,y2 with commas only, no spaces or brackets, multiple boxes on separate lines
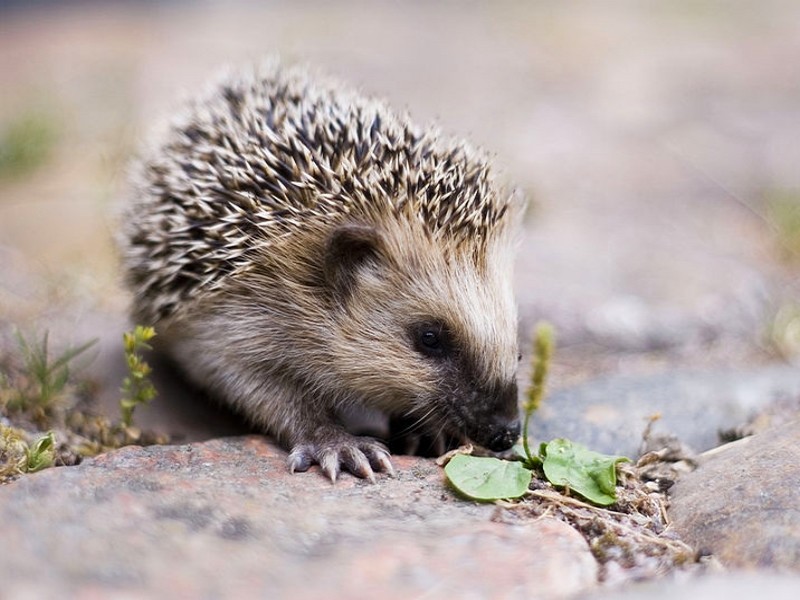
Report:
287,433,395,483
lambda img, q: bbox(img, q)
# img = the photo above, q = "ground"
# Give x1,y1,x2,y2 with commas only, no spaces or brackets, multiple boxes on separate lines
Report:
1,1,800,597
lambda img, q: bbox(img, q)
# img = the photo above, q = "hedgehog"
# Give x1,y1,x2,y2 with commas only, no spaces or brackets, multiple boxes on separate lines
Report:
120,60,522,481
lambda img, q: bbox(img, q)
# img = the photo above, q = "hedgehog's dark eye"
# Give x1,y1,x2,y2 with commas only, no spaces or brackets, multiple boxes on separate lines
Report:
411,322,451,359
421,330,441,350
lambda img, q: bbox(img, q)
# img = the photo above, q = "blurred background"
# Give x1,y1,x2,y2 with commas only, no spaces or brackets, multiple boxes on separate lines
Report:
2,0,800,435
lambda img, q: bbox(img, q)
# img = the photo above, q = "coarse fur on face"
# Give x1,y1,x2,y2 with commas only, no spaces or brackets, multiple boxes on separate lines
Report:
121,59,523,480
322,217,520,451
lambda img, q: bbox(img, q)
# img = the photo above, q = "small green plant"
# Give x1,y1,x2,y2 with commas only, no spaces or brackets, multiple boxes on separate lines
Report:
0,425,55,480
10,331,96,412
0,110,58,178
766,189,800,261
538,438,628,506
444,453,531,501
521,322,554,465
119,326,158,428
444,322,629,505
23,431,56,473
0,424,27,480
1,326,166,482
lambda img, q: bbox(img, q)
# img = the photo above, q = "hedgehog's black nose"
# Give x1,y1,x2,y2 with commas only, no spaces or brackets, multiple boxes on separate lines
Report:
486,418,520,452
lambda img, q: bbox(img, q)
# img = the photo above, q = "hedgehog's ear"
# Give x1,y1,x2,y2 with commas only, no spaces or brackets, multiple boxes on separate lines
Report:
324,224,385,299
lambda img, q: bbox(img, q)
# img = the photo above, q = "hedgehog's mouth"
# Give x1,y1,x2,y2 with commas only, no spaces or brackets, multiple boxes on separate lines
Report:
442,403,520,453
389,403,519,457
465,416,520,452
441,381,521,452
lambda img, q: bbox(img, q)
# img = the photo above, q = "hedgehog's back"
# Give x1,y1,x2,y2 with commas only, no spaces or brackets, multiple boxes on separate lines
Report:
121,61,513,324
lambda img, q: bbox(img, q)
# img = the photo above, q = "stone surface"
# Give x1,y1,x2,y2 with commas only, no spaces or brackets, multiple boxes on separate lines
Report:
530,367,800,458
0,437,598,598
668,419,800,571
579,573,800,600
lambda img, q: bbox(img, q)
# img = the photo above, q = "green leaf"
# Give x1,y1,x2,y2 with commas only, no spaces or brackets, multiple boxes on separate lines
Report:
25,431,56,473
541,439,628,506
444,454,532,501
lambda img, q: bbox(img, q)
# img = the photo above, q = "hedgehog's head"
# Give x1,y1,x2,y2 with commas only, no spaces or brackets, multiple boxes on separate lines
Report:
322,214,520,452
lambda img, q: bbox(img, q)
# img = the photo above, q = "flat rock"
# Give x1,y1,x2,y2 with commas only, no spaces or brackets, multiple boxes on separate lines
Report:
530,367,800,458
668,419,800,571
0,436,598,599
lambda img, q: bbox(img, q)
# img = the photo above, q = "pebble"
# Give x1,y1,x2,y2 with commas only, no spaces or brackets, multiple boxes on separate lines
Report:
668,419,800,571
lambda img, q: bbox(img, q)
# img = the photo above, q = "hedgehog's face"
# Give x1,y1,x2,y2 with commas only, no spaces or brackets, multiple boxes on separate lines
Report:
324,221,520,452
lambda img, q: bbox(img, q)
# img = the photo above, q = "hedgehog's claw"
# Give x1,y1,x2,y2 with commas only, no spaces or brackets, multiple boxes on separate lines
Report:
338,444,374,482
287,445,314,473
319,452,340,483
367,445,395,478
287,436,393,483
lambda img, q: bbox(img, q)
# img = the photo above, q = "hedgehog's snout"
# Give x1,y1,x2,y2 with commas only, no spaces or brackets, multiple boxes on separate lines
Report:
485,417,520,452
465,380,520,451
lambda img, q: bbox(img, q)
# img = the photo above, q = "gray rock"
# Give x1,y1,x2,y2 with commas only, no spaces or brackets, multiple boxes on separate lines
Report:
0,437,598,599
668,419,800,571
529,367,800,458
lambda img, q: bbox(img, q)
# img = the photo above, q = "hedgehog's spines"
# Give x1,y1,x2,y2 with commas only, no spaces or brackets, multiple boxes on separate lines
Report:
123,61,516,323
